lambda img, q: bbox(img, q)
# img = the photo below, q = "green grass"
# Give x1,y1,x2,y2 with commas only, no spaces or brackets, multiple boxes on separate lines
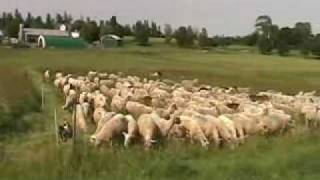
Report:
1,45,320,179
1,45,320,93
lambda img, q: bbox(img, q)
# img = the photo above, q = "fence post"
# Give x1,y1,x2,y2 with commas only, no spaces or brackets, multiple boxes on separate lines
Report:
72,103,77,146
41,85,44,112
54,108,59,146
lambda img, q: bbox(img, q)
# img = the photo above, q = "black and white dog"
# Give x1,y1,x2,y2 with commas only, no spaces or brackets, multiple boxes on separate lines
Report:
58,121,73,142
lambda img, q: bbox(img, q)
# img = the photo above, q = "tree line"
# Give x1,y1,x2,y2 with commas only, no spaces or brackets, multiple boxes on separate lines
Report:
0,10,320,56
249,15,320,56
0,9,211,48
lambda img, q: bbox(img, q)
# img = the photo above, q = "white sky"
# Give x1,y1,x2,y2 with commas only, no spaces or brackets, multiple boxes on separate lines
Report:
1,0,319,36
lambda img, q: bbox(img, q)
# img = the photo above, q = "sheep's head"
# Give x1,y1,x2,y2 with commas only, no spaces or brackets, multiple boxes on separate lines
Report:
256,120,267,134
144,139,157,149
200,137,210,148
169,125,187,138
89,135,96,144
170,111,181,125
259,122,270,135
89,135,101,147
123,132,134,147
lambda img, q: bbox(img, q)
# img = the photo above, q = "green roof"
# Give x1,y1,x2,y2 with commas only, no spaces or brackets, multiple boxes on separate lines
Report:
42,36,87,49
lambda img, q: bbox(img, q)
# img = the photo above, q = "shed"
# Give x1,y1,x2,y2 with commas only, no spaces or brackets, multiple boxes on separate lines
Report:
38,35,87,49
100,34,122,48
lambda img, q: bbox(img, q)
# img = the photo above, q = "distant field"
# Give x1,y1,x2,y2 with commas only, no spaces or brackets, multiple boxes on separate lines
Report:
1,45,320,93
1,45,320,180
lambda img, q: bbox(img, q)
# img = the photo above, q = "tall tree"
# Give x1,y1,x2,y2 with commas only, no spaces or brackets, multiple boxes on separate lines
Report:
45,13,54,29
123,24,132,36
292,22,312,53
100,16,124,37
309,34,320,57
71,19,85,31
24,12,33,28
1,12,8,29
110,16,117,27
100,23,114,36
150,21,161,37
276,27,292,56
80,21,100,43
32,16,44,28
198,28,210,48
14,9,23,23
56,13,64,24
164,24,173,43
6,13,14,22
294,22,312,40
257,35,273,54
187,26,196,46
0,14,5,30
6,19,20,37
134,20,150,46
63,11,72,24
255,15,277,54
174,26,195,47
255,15,272,36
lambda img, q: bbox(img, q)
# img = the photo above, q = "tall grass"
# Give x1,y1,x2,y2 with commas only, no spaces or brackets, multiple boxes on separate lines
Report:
1,131,320,180
0,67,42,137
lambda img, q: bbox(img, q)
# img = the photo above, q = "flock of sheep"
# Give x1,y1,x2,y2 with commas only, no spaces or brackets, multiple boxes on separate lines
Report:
45,70,320,149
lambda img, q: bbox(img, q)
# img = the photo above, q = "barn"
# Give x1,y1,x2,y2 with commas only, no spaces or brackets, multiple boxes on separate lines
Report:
19,24,87,49
38,35,88,49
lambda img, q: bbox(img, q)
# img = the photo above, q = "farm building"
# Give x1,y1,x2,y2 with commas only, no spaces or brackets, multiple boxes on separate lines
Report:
0,30,3,42
18,24,86,49
38,35,87,49
100,34,122,48
19,24,69,43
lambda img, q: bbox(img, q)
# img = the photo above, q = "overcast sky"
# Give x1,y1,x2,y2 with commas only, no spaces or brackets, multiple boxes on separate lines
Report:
1,0,319,36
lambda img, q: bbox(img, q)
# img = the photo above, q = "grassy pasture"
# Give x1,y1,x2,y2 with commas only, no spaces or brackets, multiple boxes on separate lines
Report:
1,45,320,93
1,45,320,179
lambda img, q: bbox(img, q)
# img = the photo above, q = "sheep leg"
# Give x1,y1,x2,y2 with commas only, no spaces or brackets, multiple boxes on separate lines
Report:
237,128,245,145
305,118,309,129
212,130,220,148
109,140,113,148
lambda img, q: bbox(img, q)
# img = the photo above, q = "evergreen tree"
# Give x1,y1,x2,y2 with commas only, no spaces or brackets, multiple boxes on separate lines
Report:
45,13,54,29
198,28,210,48
134,20,150,46
56,13,64,24
25,12,33,28
14,9,23,23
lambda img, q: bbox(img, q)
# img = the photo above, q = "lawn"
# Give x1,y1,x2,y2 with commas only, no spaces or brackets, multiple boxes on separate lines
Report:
1,45,320,180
